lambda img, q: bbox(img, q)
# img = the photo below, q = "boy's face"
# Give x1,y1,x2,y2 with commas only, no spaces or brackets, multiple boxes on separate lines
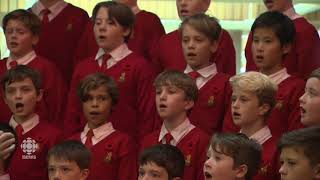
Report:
82,86,113,129
263,0,292,12
231,89,268,128
279,147,320,180
252,27,290,75
5,19,38,58
156,84,193,122
4,78,42,121
204,145,242,180
299,77,320,127
138,162,169,180
182,24,217,70
94,7,130,53
176,0,210,20
48,156,89,180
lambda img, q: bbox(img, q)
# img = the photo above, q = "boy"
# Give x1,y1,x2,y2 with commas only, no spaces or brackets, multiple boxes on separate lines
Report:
69,73,137,180
139,144,185,180
224,11,305,138
0,124,16,180
245,0,320,79
141,70,210,180
74,0,165,62
228,72,280,180
180,13,231,135
30,0,89,82
64,1,159,140
47,140,91,180
1,65,62,180
299,68,320,127
153,0,235,75
204,133,262,180
0,9,67,128
278,126,320,180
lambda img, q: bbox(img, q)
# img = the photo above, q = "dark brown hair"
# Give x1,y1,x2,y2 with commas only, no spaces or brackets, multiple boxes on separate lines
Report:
77,73,119,105
211,133,262,180
2,9,41,35
92,1,134,42
47,140,91,170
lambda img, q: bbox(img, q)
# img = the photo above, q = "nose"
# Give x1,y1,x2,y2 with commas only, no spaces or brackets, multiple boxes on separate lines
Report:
159,90,167,100
279,164,287,176
299,92,306,104
187,39,195,49
178,0,187,6
14,90,22,99
231,99,239,109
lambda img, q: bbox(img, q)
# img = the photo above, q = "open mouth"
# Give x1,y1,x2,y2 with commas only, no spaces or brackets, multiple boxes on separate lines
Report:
187,52,196,57
300,107,306,115
232,112,241,118
204,171,212,179
9,42,18,47
89,111,100,115
15,103,24,111
180,10,189,16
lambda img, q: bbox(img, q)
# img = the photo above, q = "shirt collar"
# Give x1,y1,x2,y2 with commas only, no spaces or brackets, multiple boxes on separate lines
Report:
159,118,195,145
82,122,115,140
184,63,217,78
95,43,132,62
283,7,301,20
248,126,272,145
268,68,290,85
32,0,67,17
7,51,36,69
9,114,40,135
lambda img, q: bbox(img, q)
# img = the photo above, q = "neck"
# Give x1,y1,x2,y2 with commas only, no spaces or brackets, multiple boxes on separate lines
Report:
163,113,187,132
10,50,32,60
88,121,107,129
282,3,294,12
13,113,36,124
240,118,265,137
40,0,61,8
260,64,283,76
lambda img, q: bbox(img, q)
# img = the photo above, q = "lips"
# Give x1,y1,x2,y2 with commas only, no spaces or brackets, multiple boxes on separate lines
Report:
15,103,24,112
9,42,18,48
89,111,100,115
187,52,196,57
264,0,274,9
232,112,241,119
180,9,189,16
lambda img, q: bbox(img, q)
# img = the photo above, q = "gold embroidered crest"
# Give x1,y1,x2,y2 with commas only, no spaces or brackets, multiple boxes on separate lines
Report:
259,164,269,175
207,96,215,107
119,72,126,82
66,23,72,31
104,152,112,163
185,154,192,166
275,100,283,110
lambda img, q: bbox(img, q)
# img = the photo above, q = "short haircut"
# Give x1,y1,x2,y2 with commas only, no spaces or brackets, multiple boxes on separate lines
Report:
154,70,198,102
139,144,185,179
278,126,320,167
47,140,91,170
77,73,119,105
0,123,17,169
2,9,41,35
211,133,262,180
92,1,134,42
1,65,42,95
251,11,295,47
230,71,277,118
180,13,221,42
309,67,320,80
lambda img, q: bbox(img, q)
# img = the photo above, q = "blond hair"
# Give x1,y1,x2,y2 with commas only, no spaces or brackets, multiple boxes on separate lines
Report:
230,71,278,117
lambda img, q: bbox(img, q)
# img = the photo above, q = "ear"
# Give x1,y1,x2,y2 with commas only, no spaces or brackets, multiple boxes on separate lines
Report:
258,103,270,117
31,35,39,46
36,89,44,102
80,169,90,180
209,40,218,54
313,163,320,179
122,27,131,39
184,99,194,111
235,164,248,179
281,43,291,56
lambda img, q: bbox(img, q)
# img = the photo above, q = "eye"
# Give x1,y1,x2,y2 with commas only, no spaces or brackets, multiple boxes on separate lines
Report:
155,89,162,95
138,169,145,177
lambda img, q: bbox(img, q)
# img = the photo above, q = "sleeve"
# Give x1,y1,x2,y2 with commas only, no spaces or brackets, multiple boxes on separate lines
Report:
118,137,138,180
144,14,166,61
216,30,236,76
245,31,258,72
295,24,320,79
63,64,85,137
41,62,68,129
135,62,160,139
287,81,305,131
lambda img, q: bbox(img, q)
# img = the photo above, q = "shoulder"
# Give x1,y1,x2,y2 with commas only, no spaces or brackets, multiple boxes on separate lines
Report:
64,3,89,15
141,130,160,148
137,10,162,21
159,30,179,43
280,76,305,89
293,17,318,34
